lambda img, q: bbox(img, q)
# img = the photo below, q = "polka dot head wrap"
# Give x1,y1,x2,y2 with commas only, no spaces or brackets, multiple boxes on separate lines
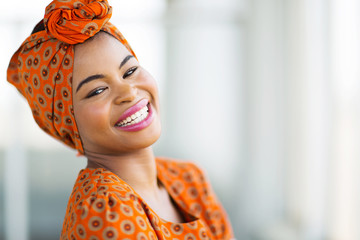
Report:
7,0,136,154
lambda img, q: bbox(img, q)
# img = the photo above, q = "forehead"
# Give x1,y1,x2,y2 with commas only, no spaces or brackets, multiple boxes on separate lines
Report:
72,32,132,83
74,32,130,61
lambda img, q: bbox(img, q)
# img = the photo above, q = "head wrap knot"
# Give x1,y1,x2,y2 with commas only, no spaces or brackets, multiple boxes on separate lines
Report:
44,0,112,44
7,0,136,154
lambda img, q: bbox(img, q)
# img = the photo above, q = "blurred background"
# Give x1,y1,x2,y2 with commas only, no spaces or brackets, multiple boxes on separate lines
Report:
1,0,360,239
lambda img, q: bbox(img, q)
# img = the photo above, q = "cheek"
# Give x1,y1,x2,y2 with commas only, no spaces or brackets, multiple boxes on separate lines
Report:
75,101,111,133
139,71,159,99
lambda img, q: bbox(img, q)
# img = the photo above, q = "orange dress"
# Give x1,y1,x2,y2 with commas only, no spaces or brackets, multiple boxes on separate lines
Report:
61,157,234,239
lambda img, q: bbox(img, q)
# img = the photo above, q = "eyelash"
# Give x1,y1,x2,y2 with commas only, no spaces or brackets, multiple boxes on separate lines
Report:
123,66,138,78
86,87,108,98
85,67,138,98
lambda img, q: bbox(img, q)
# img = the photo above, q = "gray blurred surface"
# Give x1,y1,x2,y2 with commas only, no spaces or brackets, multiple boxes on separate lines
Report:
1,0,360,239
27,150,85,240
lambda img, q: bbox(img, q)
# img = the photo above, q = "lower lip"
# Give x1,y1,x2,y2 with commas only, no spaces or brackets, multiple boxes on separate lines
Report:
115,103,154,132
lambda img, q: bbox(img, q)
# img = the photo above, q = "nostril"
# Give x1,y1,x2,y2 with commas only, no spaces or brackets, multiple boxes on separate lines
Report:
113,85,137,104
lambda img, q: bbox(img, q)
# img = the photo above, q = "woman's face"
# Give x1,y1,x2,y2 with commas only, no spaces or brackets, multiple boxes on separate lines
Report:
72,32,161,155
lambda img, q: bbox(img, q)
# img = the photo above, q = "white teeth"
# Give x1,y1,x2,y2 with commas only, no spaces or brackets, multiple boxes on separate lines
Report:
116,105,149,127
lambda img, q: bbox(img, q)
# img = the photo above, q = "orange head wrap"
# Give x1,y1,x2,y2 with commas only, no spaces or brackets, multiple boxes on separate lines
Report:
7,0,136,154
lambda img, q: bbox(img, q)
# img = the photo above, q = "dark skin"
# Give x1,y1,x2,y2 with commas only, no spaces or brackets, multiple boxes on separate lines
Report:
72,32,185,223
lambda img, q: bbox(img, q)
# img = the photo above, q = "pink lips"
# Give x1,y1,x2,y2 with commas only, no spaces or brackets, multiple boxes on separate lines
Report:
114,99,154,132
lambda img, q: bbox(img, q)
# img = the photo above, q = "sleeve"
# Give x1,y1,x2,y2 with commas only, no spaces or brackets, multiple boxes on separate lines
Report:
62,191,156,240
189,162,235,240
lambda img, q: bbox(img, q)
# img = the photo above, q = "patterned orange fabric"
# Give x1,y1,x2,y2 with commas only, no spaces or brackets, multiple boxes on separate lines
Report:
44,0,112,44
6,0,135,154
61,158,235,239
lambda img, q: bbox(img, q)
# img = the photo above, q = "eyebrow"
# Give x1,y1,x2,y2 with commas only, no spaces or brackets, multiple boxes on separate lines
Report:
76,74,105,93
76,55,134,93
119,55,134,69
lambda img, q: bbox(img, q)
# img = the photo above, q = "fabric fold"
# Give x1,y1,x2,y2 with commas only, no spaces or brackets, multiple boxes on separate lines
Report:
44,0,112,44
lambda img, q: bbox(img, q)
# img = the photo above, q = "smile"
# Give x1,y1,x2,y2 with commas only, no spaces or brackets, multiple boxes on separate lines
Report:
114,99,154,132
115,105,148,127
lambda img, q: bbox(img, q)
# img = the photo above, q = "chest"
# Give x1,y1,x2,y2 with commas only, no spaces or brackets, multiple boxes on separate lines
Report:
141,188,187,223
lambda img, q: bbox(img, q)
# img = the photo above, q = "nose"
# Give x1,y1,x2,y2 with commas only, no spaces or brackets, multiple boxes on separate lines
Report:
113,81,137,104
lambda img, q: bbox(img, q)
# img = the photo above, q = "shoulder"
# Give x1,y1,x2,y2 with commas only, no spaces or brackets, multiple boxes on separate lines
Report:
156,157,235,239
68,168,145,215
156,156,202,170
61,168,150,239
69,168,136,205
156,156,207,183
156,157,216,212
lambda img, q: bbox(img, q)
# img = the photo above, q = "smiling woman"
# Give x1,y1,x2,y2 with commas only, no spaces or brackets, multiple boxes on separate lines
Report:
6,0,234,239
73,33,161,155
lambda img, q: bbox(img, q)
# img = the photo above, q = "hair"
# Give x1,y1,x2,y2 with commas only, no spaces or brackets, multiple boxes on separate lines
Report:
31,20,45,35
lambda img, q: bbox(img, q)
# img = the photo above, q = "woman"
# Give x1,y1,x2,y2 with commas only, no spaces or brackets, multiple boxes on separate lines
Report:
7,0,234,239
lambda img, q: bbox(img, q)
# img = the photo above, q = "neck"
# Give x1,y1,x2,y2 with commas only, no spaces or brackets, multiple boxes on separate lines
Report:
85,147,159,195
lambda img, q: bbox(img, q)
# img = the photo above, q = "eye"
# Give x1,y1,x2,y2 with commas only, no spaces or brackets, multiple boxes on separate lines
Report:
123,67,138,79
86,87,107,98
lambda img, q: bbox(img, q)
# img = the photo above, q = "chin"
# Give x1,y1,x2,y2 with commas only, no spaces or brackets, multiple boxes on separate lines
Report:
82,118,162,155
107,125,161,154
129,123,161,150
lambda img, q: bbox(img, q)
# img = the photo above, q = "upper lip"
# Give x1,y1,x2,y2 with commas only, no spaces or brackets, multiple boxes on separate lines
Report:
115,99,149,125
